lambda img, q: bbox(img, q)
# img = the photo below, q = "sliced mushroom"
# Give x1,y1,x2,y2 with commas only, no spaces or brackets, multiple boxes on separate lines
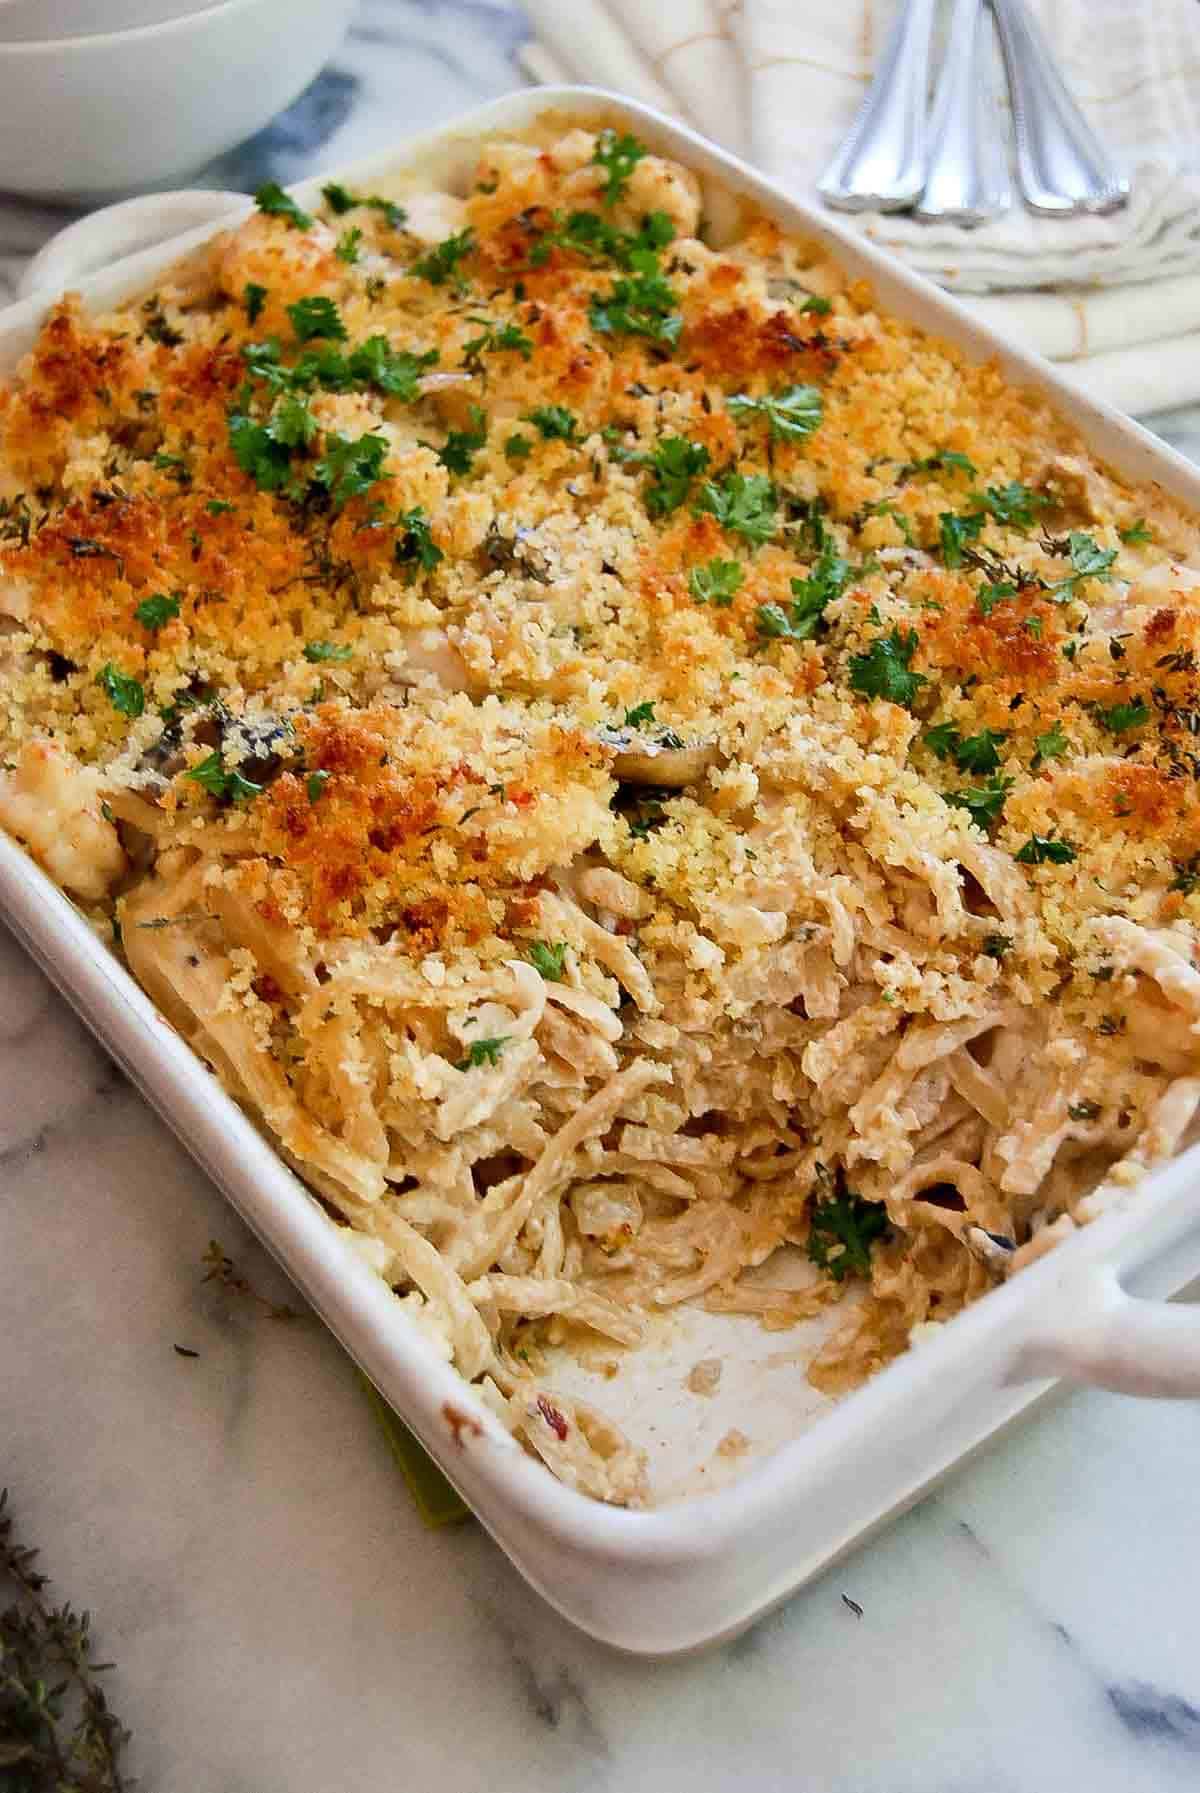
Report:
480,524,552,585
597,726,720,788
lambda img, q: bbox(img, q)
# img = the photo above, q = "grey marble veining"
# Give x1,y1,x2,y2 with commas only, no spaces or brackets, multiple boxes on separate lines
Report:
2,5,1200,1788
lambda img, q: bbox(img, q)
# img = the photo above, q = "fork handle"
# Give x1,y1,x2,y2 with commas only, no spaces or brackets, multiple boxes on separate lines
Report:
989,0,1129,215
818,0,937,212
916,0,1011,226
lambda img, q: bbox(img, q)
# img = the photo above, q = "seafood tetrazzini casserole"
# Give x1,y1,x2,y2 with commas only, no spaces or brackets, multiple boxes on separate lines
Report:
3,120,1200,1504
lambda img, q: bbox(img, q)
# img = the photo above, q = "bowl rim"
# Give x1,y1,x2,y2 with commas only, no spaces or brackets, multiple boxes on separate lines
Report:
0,0,285,54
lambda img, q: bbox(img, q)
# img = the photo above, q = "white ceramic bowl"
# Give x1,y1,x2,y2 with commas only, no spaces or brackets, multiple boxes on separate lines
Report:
0,0,224,43
0,0,356,200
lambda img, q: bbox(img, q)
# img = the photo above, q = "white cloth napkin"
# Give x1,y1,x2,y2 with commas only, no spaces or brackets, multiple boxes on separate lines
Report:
517,0,1200,415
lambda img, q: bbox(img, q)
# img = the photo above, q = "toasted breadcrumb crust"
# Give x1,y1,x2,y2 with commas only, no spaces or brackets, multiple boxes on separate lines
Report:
2,118,1199,1501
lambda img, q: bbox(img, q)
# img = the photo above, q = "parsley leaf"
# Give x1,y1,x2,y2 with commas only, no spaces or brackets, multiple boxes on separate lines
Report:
1032,721,1068,767
623,701,657,728
346,337,438,400
526,404,580,443
135,592,180,631
206,499,234,516
758,549,851,643
463,318,534,367
945,778,1012,829
1046,530,1118,598
593,128,648,203
976,580,1017,616
1015,833,1077,866
589,268,681,347
728,383,823,443
939,509,985,568
527,941,568,981
848,628,926,708
410,227,475,291
306,769,330,803
973,482,1048,530
286,296,347,343
243,281,268,324
96,663,144,718
266,394,318,448
689,558,743,605
312,430,389,509
321,183,406,230
954,728,1007,775
807,1186,889,1281
303,640,353,663
901,449,977,480
1097,697,1150,734
1119,518,1153,545
644,436,709,517
394,506,444,574
799,294,832,315
254,182,312,230
504,432,532,463
694,473,777,546
228,412,293,492
438,405,487,476
924,721,960,760
335,227,363,265
185,750,263,803
457,1035,509,1069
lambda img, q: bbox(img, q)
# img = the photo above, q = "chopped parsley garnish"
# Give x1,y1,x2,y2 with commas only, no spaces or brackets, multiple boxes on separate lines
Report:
457,1035,509,1070
135,592,180,631
286,296,347,343
335,227,363,264
757,548,851,643
532,207,675,269
861,500,913,544
185,750,262,803
689,558,743,606
504,432,533,463
346,337,438,400
303,640,353,663
1032,721,1068,767
266,394,318,448
321,183,406,230
206,500,235,515
1046,530,1117,598
973,482,1048,530
243,281,268,324
254,182,312,230
228,412,294,492
593,127,647,203
644,436,709,517
1170,855,1200,895
306,769,331,803
944,779,1012,829
527,941,568,982
463,318,533,367
807,1186,889,1281
923,721,959,760
939,509,985,568
1015,833,1077,866
589,267,681,348
394,506,443,573
976,581,1017,616
848,628,926,708
1096,697,1150,734
694,473,777,546
900,449,977,480
312,430,389,509
410,227,476,291
623,701,657,728
152,450,190,485
438,405,487,476
799,294,832,315
982,933,1013,959
95,663,144,718
1119,518,1153,545
959,728,1007,775
728,383,823,443
526,404,580,443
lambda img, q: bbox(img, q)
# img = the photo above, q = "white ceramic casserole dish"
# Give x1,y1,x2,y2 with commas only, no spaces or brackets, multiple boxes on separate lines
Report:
4,87,1200,1656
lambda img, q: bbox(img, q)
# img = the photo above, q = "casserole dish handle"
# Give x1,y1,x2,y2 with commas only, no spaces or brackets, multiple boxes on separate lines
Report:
1016,1262,1200,1397
17,189,247,300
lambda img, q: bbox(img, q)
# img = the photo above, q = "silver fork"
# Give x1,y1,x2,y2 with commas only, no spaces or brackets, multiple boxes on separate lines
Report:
990,0,1129,215
915,0,1011,225
818,0,937,212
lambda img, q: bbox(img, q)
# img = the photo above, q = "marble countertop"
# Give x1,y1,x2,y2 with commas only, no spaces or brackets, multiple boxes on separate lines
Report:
3,4,1200,1787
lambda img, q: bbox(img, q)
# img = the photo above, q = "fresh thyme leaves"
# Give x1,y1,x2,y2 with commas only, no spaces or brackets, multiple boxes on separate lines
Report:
807,1184,889,1281
286,295,347,342
185,751,262,803
0,1487,132,1791
303,640,353,663
95,664,144,719
694,472,777,545
689,558,743,605
134,592,180,631
410,227,476,291
593,127,648,203
243,281,267,324
201,1239,304,1319
944,779,1012,829
728,383,823,443
848,628,926,708
1015,833,1077,866
321,182,406,230
643,436,709,517
438,405,488,476
1096,697,1150,734
527,941,568,981
457,1036,510,1069
254,181,312,230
